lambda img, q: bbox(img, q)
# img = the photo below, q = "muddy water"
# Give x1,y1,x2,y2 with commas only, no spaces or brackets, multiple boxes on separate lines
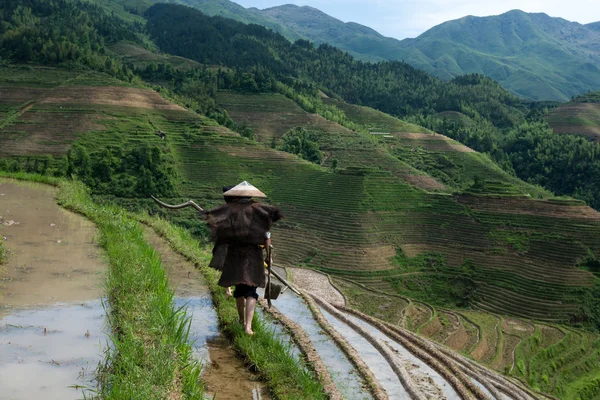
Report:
0,180,105,313
320,307,410,399
143,230,268,399
341,311,460,400
0,179,107,399
258,287,372,399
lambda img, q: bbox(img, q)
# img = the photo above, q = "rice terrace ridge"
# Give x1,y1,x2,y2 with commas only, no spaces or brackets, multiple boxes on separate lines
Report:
1,0,600,398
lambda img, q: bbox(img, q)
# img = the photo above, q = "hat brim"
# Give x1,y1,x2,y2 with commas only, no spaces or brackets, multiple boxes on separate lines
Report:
223,188,267,198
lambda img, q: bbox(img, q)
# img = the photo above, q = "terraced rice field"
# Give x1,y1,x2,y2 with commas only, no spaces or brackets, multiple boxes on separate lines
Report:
212,92,600,325
0,66,173,157
547,102,600,141
4,74,600,398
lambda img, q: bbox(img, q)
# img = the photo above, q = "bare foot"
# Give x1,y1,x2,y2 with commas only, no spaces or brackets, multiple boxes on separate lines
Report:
244,327,255,336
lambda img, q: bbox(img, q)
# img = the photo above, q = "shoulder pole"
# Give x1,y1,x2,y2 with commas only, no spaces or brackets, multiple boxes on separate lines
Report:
150,195,204,213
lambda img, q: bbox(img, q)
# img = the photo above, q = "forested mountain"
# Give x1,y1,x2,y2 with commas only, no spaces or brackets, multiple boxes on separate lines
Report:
397,10,600,101
162,0,600,101
587,22,600,32
253,4,406,62
144,3,600,209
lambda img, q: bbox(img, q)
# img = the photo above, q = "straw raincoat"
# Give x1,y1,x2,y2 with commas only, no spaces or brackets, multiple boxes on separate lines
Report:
205,199,282,288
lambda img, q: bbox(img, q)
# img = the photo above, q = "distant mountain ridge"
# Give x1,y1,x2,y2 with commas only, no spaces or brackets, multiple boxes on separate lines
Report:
398,10,600,101
180,0,600,101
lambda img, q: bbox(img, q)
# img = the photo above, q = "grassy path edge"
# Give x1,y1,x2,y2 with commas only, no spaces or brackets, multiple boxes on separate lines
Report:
137,213,328,400
2,172,328,399
0,173,204,399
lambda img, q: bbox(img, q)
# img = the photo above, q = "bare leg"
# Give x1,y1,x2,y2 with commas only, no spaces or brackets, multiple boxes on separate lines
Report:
236,297,245,324
225,286,232,298
244,297,257,335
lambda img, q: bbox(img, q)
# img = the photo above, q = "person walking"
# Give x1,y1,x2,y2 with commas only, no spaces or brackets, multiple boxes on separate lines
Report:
205,181,282,335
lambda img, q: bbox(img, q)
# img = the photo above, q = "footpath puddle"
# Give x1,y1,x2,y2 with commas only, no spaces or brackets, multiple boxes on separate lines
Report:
259,287,373,400
144,229,268,399
0,179,107,399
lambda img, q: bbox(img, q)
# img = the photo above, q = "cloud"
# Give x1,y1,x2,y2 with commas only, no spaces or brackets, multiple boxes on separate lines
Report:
235,0,600,39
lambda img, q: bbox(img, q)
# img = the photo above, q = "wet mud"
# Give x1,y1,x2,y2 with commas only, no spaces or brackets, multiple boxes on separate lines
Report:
0,301,105,399
259,287,372,400
0,179,107,399
143,229,269,399
320,306,410,399
340,311,459,400
0,179,105,314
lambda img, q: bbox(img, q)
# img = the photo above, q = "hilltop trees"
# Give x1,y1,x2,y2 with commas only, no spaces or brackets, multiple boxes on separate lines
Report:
0,0,140,80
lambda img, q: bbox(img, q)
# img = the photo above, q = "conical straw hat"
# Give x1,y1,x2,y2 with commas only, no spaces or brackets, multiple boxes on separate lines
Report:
223,181,266,198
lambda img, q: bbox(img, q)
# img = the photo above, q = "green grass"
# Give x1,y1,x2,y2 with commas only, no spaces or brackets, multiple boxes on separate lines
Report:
139,214,328,400
1,172,204,399
0,65,79,87
0,236,7,265
323,98,430,133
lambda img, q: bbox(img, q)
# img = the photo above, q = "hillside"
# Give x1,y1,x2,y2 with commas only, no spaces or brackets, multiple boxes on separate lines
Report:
255,4,405,62
165,1,600,101
3,1,600,396
396,10,600,101
3,65,600,397
547,91,600,142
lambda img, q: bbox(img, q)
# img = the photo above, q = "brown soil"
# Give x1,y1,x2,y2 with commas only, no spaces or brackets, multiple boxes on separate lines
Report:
391,133,444,140
494,333,521,372
0,87,52,105
288,267,345,305
392,133,474,152
539,324,565,349
419,315,442,338
401,173,447,191
410,304,434,331
0,179,105,315
550,103,600,141
0,110,107,157
443,315,471,351
203,336,269,400
40,86,186,111
458,195,600,221
502,318,535,338
143,228,210,298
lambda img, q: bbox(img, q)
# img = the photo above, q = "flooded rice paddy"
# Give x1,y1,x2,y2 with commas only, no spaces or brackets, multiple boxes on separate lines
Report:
259,286,373,400
0,179,107,399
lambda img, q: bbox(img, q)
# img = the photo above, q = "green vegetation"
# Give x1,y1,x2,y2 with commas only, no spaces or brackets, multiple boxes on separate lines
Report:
1,172,203,399
65,144,178,197
0,0,141,82
140,215,328,400
277,127,324,164
0,236,7,265
394,10,600,101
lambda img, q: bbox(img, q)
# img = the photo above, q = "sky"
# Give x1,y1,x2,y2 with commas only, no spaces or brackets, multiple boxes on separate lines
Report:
233,0,600,39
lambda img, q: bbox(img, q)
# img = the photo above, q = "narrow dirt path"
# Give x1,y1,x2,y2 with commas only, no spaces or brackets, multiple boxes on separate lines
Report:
143,228,268,399
0,178,106,399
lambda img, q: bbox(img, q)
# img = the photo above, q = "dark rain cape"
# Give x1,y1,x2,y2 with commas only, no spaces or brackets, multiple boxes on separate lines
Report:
205,199,282,288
